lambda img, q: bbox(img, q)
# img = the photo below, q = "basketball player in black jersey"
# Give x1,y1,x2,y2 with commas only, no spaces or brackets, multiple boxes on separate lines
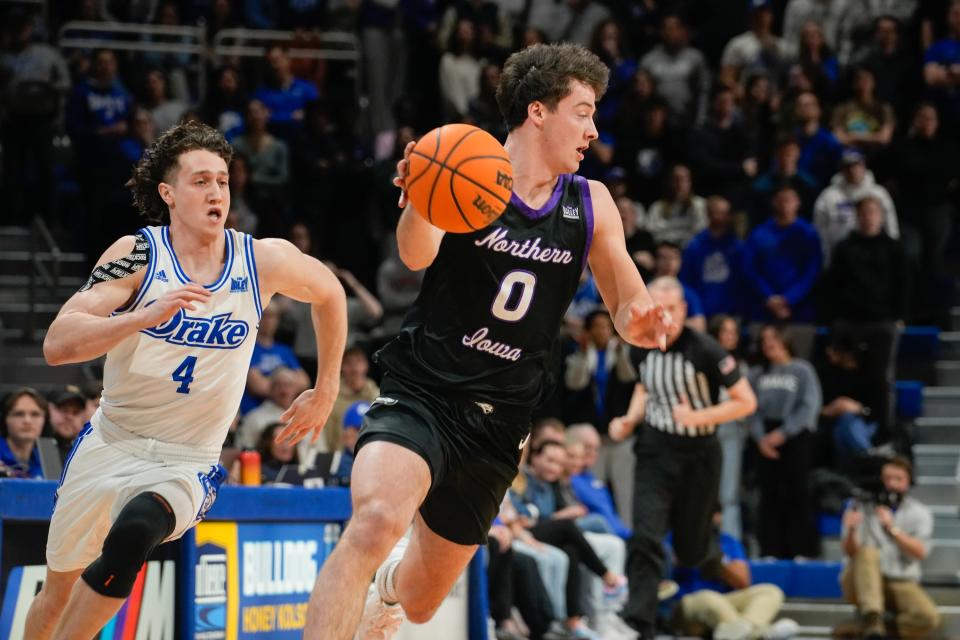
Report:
301,43,673,640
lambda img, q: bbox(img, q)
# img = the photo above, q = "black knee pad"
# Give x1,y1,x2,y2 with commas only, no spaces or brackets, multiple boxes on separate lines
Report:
82,492,176,598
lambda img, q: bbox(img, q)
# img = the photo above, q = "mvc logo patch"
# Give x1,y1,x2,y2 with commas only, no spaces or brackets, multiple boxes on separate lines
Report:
230,276,248,293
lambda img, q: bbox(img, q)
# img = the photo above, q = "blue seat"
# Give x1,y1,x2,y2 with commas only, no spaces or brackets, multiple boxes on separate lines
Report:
897,327,940,361
748,560,843,599
818,512,842,537
895,380,924,419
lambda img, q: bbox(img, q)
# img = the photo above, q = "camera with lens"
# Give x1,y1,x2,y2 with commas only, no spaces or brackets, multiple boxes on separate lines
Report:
849,454,904,510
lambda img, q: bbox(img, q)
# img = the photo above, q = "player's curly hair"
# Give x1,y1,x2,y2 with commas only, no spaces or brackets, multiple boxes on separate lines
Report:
126,120,233,224
496,43,609,130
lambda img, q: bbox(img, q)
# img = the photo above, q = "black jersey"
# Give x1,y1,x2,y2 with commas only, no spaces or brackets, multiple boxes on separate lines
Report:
376,173,595,410
630,328,742,437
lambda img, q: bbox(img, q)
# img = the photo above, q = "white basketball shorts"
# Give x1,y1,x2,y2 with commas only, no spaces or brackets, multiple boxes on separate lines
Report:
46,421,225,572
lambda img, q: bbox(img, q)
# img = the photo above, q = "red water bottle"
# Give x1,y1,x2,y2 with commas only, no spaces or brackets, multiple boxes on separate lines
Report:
239,450,261,486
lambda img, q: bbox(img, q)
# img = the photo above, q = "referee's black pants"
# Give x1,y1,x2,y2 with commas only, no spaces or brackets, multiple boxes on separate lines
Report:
622,425,723,628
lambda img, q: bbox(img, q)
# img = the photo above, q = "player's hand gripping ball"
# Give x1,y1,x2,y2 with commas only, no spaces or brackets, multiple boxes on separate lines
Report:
406,123,513,233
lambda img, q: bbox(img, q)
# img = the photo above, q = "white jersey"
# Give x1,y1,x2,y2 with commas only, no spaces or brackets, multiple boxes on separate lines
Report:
95,225,262,455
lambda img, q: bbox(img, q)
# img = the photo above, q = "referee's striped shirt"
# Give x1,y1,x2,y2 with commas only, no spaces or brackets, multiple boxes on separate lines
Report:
631,328,742,437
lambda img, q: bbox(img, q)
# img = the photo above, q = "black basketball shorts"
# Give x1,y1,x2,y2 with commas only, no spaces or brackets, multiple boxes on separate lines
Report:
355,373,531,546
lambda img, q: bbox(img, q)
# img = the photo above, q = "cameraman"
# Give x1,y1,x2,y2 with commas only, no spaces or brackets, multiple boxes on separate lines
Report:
838,456,940,638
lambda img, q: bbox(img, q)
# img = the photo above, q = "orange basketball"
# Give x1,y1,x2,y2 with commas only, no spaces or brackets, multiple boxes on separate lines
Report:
406,123,513,233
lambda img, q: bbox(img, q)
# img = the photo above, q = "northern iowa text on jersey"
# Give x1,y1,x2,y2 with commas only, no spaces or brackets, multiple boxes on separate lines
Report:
474,227,575,264
462,327,522,361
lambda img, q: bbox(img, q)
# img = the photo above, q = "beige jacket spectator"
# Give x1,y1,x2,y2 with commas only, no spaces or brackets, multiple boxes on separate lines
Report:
299,347,380,465
237,368,305,449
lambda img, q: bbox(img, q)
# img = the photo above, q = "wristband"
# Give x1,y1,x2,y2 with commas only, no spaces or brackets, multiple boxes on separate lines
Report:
887,525,901,538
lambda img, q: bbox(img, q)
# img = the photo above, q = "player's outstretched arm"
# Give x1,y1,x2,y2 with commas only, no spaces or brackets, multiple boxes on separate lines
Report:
586,180,673,349
394,140,445,271
254,238,347,445
44,236,211,365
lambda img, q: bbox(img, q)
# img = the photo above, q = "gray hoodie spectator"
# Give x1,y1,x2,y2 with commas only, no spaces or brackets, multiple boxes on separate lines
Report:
640,14,711,126
749,325,823,559
748,358,822,443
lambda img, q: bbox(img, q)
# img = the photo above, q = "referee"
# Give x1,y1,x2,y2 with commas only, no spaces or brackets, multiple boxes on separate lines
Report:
610,277,757,637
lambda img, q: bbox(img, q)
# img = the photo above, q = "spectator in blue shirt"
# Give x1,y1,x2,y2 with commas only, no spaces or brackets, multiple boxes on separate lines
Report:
253,44,319,137
65,49,132,156
1,388,47,479
66,48,134,258
566,424,632,540
332,401,369,486
742,186,822,323
750,136,819,224
680,196,744,319
792,91,843,188
242,303,310,414
923,1,960,121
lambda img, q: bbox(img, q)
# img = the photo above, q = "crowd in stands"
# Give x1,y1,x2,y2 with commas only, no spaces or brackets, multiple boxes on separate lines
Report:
3,0,958,637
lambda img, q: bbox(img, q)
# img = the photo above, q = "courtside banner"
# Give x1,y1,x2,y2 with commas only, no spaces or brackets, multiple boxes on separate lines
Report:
0,557,176,640
193,521,341,640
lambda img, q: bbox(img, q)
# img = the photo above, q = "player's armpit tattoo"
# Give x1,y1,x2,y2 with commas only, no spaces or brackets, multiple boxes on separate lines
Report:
79,231,151,292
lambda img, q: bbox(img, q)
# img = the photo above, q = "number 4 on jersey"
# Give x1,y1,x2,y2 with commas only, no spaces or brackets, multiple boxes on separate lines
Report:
172,356,197,394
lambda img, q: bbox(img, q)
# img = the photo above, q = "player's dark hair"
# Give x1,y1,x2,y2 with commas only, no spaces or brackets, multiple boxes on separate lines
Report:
126,120,233,224
497,43,609,130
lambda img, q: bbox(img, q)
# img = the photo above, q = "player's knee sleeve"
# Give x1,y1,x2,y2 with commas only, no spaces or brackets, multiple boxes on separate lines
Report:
81,492,176,598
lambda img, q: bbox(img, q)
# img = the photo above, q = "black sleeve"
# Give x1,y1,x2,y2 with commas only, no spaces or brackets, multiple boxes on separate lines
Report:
695,333,742,390
79,230,151,292
630,346,651,384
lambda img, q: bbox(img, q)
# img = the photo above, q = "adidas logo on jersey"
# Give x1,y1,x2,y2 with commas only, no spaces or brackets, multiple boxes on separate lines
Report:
141,308,249,348
155,269,168,283
562,205,579,220
230,276,248,293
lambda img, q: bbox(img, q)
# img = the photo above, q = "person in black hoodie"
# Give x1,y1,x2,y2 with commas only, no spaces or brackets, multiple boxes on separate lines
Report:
817,332,888,470
827,195,906,435
892,103,958,316
688,86,757,210
614,95,687,207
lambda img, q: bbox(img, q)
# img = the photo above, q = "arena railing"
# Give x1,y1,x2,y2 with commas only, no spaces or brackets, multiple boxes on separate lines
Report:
25,217,60,343
57,20,208,96
211,28,362,108
56,22,363,114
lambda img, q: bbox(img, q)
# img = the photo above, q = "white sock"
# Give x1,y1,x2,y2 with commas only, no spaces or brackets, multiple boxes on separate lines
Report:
378,559,400,605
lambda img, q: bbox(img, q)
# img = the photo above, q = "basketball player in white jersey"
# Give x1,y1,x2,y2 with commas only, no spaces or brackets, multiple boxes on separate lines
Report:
24,121,347,640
